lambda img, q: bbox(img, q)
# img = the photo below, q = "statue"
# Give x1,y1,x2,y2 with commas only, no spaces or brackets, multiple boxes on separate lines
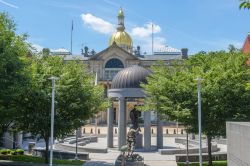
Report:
115,105,144,166
129,106,141,130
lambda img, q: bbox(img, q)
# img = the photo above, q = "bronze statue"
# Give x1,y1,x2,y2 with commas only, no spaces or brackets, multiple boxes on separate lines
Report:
115,105,143,166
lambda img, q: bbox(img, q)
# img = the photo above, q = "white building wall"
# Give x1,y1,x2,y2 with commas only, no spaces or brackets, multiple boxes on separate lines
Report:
226,122,250,166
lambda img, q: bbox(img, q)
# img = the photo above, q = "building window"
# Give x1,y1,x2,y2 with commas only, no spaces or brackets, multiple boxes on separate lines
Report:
104,58,124,80
105,58,124,68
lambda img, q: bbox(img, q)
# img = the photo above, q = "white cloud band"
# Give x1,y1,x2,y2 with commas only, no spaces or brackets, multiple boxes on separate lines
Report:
81,13,115,34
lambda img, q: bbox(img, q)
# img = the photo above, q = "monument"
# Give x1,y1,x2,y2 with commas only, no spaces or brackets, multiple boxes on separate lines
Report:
115,106,144,166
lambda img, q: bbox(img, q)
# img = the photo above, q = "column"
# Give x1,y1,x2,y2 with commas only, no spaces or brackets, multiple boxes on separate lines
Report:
144,111,151,151
107,103,114,148
157,113,163,149
118,97,126,149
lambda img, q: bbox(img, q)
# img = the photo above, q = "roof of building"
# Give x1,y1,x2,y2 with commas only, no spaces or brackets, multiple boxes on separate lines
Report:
64,55,89,61
111,65,151,89
89,42,138,60
154,46,181,55
141,54,182,61
50,48,70,55
243,33,250,53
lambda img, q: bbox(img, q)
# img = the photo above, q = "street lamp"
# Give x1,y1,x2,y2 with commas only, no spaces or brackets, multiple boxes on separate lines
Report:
186,131,189,166
75,128,78,160
195,77,203,166
48,76,59,166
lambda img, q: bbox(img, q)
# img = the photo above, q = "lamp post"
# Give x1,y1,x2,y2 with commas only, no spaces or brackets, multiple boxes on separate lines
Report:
195,77,203,166
48,76,58,166
75,129,78,160
186,132,189,165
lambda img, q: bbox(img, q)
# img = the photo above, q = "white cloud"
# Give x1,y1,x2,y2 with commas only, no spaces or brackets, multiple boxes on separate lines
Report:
31,43,43,53
0,0,18,8
81,13,115,34
131,22,161,38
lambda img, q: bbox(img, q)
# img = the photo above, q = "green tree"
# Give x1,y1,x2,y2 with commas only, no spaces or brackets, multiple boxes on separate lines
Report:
16,56,106,163
0,13,30,144
143,50,250,166
240,0,250,9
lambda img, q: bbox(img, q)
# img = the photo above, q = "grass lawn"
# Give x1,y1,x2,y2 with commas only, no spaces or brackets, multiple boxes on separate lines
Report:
0,154,84,165
178,161,227,166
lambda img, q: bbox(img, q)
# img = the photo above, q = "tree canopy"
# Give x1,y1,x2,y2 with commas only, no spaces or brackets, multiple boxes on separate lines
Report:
143,50,250,166
0,13,30,141
15,55,106,163
240,0,250,9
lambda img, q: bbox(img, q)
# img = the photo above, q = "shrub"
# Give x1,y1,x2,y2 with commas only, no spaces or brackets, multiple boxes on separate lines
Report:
15,149,24,155
0,149,11,155
10,150,17,155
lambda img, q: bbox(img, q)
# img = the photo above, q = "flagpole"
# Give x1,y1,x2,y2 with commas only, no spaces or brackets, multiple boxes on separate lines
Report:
71,20,73,55
152,21,154,55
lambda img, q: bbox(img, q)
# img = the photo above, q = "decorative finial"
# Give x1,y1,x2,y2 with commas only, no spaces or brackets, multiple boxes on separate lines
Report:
118,7,124,17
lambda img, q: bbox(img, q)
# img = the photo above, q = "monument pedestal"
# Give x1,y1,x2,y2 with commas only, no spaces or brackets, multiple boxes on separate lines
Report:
115,154,144,166
135,133,143,149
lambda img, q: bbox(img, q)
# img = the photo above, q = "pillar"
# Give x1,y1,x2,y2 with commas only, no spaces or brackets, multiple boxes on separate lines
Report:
118,97,126,149
144,111,151,151
107,103,114,148
157,113,163,149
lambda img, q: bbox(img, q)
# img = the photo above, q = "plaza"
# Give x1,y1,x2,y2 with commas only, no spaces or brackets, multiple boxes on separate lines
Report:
1,1,250,166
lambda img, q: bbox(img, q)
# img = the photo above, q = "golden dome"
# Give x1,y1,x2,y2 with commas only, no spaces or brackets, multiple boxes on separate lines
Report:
109,8,133,50
109,31,133,48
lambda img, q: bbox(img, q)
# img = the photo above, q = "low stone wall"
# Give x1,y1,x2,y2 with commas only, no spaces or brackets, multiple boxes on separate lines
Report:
159,138,218,155
175,152,227,162
55,143,107,153
175,138,206,146
32,148,89,160
68,136,98,144
159,144,218,155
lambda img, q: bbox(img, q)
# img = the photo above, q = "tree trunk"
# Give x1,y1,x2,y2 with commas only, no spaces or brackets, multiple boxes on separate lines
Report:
207,135,213,166
44,137,49,164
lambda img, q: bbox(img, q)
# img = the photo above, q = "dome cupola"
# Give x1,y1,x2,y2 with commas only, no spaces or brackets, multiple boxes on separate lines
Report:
109,8,133,52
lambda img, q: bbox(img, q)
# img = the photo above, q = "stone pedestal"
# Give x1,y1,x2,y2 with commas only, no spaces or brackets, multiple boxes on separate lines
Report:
115,154,144,166
107,105,114,148
135,133,143,149
144,111,151,151
157,113,163,149
118,97,126,149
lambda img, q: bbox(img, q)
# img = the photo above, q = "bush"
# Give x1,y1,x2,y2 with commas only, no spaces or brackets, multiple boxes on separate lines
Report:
0,149,8,155
0,149,24,155
0,149,12,155
15,149,24,155
10,150,17,155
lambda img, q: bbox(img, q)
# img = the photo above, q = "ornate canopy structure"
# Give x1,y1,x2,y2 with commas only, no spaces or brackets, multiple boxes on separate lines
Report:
107,65,162,151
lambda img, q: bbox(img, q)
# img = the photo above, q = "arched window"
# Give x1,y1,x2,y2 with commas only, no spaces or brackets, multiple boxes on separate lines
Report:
105,58,124,68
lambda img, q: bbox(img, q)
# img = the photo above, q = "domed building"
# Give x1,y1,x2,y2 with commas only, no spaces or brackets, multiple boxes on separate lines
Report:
64,8,188,149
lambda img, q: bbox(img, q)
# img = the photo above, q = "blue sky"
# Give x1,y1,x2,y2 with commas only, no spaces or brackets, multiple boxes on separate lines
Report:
0,0,250,55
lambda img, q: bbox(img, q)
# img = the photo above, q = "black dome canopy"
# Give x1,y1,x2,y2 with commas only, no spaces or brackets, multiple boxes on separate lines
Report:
111,65,151,89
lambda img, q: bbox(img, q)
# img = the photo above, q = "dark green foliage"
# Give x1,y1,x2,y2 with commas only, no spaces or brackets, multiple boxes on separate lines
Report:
0,149,24,155
240,0,250,9
0,155,84,165
15,149,24,155
10,150,16,155
143,50,250,166
0,12,30,140
15,56,106,163
178,161,227,166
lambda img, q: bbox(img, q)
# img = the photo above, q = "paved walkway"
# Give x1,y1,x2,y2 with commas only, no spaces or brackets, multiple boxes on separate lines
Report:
83,137,179,166
84,150,177,166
